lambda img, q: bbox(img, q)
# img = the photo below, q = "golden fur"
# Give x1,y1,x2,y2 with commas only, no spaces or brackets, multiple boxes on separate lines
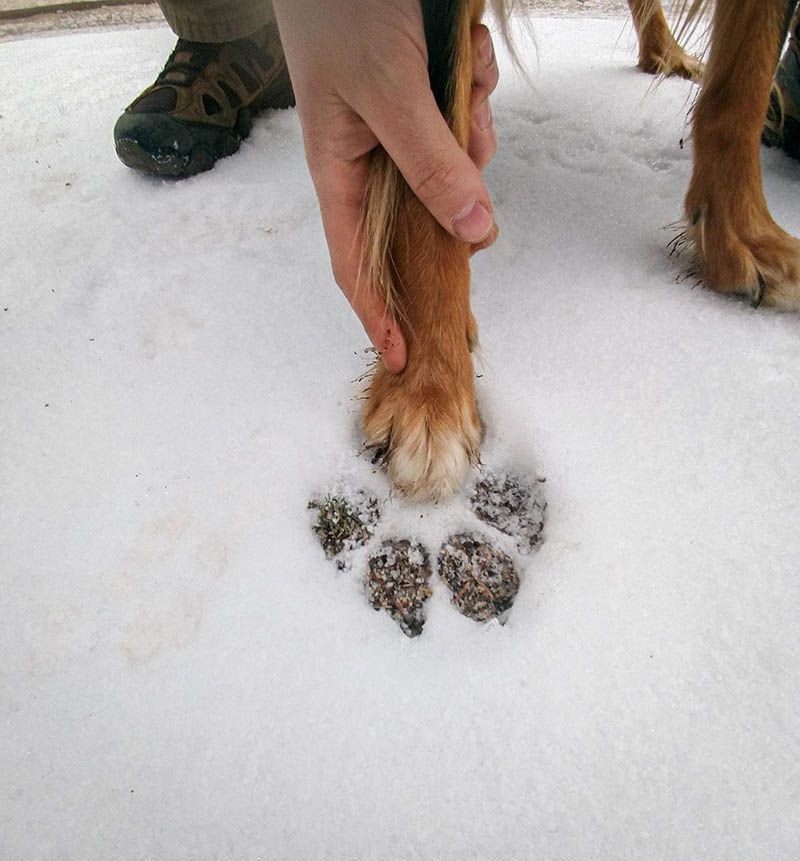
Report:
627,0,703,79
685,0,800,308
362,0,487,501
361,0,799,500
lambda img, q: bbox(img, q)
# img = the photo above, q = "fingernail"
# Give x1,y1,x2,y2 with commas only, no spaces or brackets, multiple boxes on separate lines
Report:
475,99,492,130
452,201,494,243
479,33,494,66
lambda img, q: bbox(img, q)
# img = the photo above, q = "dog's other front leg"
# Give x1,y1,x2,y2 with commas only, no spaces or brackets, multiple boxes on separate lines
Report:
686,0,800,309
627,0,703,80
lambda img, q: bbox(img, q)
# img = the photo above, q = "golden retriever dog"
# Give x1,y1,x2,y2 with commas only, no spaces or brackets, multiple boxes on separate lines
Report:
361,0,797,501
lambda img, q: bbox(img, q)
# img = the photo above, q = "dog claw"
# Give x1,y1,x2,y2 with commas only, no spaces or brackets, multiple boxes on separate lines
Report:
370,445,388,465
752,273,766,308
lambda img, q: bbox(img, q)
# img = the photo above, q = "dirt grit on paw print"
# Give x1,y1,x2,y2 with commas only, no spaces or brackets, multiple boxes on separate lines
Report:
308,468,546,637
470,470,547,554
366,540,432,638
438,533,519,623
307,490,380,568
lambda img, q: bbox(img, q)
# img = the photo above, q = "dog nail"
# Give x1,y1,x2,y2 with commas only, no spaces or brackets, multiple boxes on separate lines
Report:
752,273,766,308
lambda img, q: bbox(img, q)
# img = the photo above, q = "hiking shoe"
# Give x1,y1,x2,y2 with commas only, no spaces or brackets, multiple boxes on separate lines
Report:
114,21,294,177
763,7,800,158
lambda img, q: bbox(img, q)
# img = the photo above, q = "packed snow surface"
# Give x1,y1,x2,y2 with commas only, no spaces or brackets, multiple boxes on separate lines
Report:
2,18,800,860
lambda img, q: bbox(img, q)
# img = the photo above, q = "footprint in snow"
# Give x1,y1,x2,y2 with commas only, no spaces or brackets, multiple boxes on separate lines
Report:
308,467,546,637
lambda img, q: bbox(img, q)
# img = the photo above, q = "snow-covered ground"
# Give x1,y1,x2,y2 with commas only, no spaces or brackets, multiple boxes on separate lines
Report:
2,18,800,860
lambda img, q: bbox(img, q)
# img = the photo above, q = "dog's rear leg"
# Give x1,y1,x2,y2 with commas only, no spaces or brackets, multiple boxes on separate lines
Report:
628,0,703,80
685,0,800,309
362,0,485,501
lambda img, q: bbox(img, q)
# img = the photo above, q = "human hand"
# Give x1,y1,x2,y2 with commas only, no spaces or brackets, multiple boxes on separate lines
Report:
272,0,500,373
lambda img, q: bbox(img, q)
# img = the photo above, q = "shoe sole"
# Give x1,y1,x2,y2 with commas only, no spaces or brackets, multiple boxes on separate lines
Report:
114,76,295,179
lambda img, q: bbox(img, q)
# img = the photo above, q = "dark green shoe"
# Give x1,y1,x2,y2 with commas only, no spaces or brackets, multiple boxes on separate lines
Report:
763,5,800,159
114,21,294,178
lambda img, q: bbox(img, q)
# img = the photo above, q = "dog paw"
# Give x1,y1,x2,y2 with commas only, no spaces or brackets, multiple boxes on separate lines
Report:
362,361,482,502
640,45,703,82
684,206,800,311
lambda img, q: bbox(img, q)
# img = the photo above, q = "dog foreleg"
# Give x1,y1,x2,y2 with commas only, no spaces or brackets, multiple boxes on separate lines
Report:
361,0,486,501
685,0,800,309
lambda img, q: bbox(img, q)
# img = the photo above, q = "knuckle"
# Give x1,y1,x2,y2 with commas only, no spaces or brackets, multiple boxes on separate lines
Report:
469,133,496,171
470,85,491,109
486,61,500,93
330,258,348,292
410,157,459,204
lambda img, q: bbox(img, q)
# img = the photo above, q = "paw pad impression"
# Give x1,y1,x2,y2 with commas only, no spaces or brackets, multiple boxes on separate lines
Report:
438,533,519,622
470,470,546,554
366,540,432,638
310,469,545,636
308,490,379,569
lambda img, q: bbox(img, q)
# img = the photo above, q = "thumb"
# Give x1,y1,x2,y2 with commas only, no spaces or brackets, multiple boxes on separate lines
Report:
369,86,495,245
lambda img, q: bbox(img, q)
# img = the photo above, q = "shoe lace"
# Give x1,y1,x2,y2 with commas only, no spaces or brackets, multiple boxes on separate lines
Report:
155,39,222,87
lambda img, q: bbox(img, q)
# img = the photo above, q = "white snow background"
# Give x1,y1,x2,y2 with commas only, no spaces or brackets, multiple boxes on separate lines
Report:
2,16,800,861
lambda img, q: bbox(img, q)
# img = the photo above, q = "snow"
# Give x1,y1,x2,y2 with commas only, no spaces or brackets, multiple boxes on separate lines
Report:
2,17,800,860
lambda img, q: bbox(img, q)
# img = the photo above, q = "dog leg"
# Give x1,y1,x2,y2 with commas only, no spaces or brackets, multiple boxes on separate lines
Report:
628,0,703,80
363,184,482,501
686,0,800,309
362,0,485,501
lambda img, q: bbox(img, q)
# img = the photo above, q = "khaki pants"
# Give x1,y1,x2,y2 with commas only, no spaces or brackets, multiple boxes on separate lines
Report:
157,0,275,42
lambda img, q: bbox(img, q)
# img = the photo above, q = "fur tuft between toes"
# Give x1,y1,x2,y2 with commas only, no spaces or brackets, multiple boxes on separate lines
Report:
388,420,481,503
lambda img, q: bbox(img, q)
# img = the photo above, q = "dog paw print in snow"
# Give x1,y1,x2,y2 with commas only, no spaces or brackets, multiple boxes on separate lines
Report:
308,468,546,637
